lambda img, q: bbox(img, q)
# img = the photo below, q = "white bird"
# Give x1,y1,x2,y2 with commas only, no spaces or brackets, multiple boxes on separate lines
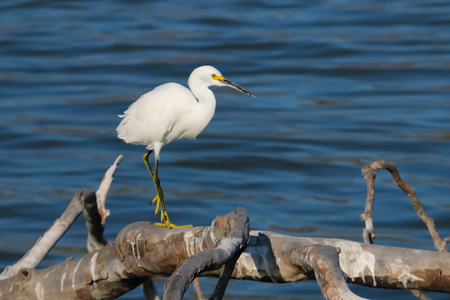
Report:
117,65,254,228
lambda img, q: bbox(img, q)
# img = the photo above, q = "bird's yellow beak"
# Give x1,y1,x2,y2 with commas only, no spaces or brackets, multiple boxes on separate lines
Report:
212,74,225,81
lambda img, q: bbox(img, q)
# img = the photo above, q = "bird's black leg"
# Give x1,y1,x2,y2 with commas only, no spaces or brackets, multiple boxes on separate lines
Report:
153,157,168,223
143,150,154,177
143,150,157,188
143,150,191,229
143,150,163,217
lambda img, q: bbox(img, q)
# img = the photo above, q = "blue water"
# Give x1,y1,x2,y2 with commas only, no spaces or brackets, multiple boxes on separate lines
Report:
1,1,449,299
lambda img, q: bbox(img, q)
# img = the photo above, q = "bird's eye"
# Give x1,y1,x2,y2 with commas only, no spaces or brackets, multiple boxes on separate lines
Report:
211,73,217,79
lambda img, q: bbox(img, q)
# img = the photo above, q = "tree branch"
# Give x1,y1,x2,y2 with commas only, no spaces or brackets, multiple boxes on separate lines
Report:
163,208,250,300
96,154,122,225
360,159,450,299
1,219,450,299
0,187,96,280
292,244,367,300
361,159,448,252
85,155,122,253
2,157,449,299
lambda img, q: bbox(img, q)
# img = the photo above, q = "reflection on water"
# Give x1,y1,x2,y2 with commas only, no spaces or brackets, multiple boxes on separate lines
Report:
1,1,449,299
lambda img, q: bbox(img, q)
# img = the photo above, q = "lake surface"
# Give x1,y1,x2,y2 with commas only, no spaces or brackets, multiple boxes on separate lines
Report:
1,0,449,299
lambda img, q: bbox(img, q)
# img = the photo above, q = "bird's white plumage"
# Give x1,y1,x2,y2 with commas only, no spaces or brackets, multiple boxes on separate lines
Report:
117,65,253,160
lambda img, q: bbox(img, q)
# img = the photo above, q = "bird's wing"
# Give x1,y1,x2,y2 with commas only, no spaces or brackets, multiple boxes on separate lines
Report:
116,83,197,146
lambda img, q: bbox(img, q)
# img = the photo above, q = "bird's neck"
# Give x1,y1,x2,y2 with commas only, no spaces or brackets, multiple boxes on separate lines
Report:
189,80,216,106
189,82,217,127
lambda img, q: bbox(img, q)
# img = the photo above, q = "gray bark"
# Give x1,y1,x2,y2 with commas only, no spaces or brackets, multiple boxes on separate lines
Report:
1,157,448,300
1,220,449,300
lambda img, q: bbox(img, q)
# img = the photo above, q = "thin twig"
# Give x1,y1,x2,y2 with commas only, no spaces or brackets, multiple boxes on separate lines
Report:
193,278,205,300
409,289,432,300
361,160,448,300
143,278,162,300
361,159,448,252
84,190,107,253
360,164,376,244
0,188,95,279
96,154,123,224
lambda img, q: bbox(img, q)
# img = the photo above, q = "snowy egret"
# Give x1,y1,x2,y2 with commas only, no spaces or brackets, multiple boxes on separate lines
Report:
117,65,254,228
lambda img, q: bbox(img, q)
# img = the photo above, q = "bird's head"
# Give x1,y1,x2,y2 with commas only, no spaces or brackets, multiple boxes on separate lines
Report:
190,65,255,97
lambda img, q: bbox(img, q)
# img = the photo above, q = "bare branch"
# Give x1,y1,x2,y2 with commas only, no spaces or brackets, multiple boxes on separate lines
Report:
84,189,107,253
410,289,432,300
1,223,450,299
96,154,123,225
208,209,250,300
360,162,377,244
205,232,450,293
293,245,367,300
85,155,122,253
0,209,250,299
2,157,449,299
143,278,162,300
361,159,447,252
0,156,120,280
163,208,250,300
0,188,95,280
193,278,205,300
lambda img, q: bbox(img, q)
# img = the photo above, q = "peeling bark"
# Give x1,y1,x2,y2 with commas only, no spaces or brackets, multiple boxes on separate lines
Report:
163,208,250,300
222,232,450,293
0,209,249,300
2,224,449,299
292,245,366,300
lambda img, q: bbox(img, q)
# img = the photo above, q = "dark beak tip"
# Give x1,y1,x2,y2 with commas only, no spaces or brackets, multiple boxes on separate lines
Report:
221,78,254,98
244,89,255,98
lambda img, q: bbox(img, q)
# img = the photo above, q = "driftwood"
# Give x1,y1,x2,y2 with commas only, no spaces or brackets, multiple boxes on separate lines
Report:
361,159,449,251
360,159,450,299
0,156,449,300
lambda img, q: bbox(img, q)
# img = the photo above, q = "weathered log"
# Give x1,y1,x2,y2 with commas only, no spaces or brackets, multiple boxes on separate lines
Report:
0,209,250,300
163,208,250,300
1,157,449,300
2,219,449,299
223,232,450,292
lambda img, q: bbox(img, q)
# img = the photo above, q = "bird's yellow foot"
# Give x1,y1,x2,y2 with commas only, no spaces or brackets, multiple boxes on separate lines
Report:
151,194,161,216
154,220,193,229
152,194,168,222
151,194,192,229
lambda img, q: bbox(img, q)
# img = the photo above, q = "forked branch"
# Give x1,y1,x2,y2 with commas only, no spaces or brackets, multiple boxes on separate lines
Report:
360,159,449,252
